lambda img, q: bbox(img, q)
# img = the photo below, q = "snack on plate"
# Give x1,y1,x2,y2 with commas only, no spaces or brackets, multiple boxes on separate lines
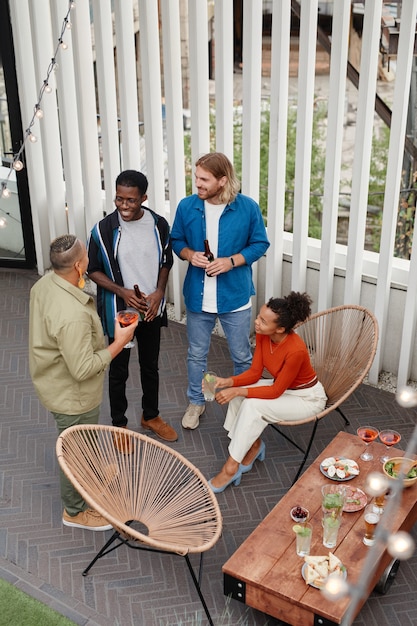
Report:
303,552,345,588
321,457,359,479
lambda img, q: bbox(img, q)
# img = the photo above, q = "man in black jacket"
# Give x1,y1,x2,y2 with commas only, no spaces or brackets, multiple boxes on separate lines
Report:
87,170,177,445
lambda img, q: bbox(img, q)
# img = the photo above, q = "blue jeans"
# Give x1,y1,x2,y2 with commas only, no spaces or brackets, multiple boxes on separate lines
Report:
186,308,253,404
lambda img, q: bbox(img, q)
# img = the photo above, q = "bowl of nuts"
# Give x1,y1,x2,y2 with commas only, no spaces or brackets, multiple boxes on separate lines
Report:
290,505,309,523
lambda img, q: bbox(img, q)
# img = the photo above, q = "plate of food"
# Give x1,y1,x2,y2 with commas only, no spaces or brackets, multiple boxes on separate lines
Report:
343,486,368,512
320,457,359,481
302,552,347,589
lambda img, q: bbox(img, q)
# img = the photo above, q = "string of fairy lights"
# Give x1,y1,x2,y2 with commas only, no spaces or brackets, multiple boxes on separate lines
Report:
0,0,76,206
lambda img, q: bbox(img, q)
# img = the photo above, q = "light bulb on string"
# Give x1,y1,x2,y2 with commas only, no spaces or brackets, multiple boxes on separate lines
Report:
13,160,24,172
387,531,415,560
364,471,389,497
396,386,417,408
0,216,7,228
5,0,76,189
1,185,10,199
321,574,350,602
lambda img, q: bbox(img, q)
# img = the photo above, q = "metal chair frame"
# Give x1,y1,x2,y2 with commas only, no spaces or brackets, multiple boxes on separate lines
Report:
270,304,378,484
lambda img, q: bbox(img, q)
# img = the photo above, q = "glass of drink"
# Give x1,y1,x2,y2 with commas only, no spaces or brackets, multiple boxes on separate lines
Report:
321,484,345,548
322,516,341,549
293,523,312,557
357,426,379,461
322,484,346,516
373,492,386,513
363,504,381,546
379,429,401,464
116,309,139,348
202,371,217,401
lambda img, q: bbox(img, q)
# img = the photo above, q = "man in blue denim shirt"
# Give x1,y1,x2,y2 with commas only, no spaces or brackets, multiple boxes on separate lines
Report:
171,152,270,429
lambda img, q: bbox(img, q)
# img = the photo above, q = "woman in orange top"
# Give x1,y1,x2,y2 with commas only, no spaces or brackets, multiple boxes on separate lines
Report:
208,292,327,493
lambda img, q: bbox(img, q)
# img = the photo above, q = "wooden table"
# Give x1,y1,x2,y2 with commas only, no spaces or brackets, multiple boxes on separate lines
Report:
222,431,417,625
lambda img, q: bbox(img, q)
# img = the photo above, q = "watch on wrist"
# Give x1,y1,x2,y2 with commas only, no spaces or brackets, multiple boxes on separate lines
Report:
230,257,235,268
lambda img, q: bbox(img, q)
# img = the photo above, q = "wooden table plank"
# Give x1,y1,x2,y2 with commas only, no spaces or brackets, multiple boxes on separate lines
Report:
223,431,417,625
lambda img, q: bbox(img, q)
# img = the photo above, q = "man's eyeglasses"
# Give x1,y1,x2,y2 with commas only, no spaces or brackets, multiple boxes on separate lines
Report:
114,196,140,207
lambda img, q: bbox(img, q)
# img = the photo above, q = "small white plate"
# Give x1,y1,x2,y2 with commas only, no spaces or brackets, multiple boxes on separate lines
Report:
320,457,359,482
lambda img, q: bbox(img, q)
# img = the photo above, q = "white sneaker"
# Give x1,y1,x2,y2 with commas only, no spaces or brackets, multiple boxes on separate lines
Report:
181,403,205,429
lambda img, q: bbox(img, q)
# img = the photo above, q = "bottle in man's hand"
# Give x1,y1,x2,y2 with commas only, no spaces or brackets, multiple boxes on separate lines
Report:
203,239,214,275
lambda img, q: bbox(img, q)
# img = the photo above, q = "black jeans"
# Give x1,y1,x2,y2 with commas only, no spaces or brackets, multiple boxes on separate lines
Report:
109,316,161,426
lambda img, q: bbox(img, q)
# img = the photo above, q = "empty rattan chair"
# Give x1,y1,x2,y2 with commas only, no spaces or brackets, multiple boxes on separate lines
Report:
56,424,222,625
270,304,378,484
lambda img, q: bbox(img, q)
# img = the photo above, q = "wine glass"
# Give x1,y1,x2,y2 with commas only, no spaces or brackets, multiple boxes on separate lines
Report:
379,429,401,464
357,426,379,461
116,309,139,348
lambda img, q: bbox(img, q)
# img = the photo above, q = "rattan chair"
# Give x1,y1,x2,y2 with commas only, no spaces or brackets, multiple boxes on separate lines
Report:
56,424,222,625
270,304,378,484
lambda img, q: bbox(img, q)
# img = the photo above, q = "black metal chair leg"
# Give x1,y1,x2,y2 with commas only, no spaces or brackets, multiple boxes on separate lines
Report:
82,530,120,576
198,552,204,587
270,423,306,454
336,406,350,426
291,419,319,485
184,554,214,626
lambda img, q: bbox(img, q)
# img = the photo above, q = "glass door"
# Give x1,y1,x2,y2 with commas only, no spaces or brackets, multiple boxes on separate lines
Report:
0,1,35,268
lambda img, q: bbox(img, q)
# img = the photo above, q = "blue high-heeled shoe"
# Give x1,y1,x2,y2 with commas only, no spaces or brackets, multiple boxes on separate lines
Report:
208,469,242,493
239,440,266,474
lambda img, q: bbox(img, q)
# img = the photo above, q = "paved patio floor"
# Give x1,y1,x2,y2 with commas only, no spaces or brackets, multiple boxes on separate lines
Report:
1,268,416,626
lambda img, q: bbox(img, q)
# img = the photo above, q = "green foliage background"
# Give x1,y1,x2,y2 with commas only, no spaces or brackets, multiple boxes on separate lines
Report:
183,101,412,259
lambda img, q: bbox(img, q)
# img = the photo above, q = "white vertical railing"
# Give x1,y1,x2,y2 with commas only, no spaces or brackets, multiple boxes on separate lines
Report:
241,0,263,201
241,0,263,315
50,0,85,240
188,0,210,167
30,0,68,239
71,0,103,233
344,0,383,304
8,0,417,384
91,0,120,216
160,0,187,318
213,0,234,161
137,0,165,214
114,0,142,172
265,0,291,301
317,1,351,311
291,0,318,292
371,0,417,386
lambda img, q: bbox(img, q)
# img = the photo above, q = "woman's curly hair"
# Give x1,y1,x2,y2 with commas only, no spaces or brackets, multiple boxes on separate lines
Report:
266,292,312,333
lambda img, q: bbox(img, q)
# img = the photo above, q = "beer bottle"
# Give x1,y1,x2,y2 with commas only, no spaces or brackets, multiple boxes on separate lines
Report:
133,284,146,320
203,239,214,262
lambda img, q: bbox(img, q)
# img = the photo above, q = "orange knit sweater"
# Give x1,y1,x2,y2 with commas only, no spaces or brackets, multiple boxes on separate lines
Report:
231,332,317,400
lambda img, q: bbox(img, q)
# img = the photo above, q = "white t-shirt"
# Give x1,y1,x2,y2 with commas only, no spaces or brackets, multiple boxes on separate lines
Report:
117,210,162,315
202,201,251,314
202,202,224,312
